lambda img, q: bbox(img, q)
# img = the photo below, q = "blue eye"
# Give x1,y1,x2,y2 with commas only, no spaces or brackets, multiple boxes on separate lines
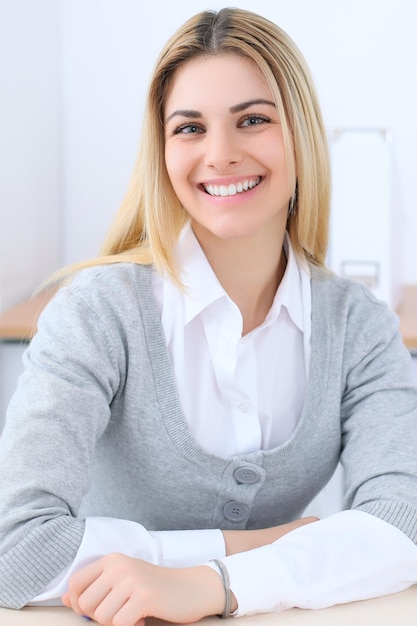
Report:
174,123,204,135
240,115,269,127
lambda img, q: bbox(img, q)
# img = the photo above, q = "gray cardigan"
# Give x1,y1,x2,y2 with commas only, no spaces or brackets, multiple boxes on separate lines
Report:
1,263,417,608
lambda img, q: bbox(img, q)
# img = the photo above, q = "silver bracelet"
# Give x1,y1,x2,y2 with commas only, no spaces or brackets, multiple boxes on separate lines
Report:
210,559,232,618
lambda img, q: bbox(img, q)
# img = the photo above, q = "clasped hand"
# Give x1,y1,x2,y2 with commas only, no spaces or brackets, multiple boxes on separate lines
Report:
62,554,225,625
62,517,317,625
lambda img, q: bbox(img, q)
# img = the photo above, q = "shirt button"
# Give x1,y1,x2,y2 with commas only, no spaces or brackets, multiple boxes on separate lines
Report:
233,467,260,484
223,501,250,523
238,401,251,413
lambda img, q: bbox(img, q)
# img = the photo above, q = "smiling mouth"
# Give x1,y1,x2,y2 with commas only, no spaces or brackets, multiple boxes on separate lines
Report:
202,176,262,197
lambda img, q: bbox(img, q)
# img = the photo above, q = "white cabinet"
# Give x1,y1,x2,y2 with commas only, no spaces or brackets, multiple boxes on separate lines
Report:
328,128,402,309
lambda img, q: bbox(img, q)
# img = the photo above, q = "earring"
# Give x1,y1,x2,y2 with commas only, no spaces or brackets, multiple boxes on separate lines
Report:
288,183,298,215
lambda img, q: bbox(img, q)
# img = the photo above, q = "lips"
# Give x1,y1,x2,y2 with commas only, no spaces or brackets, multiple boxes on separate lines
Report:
202,176,262,197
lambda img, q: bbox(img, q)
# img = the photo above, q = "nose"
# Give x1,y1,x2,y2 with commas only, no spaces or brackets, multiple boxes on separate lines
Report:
204,126,242,170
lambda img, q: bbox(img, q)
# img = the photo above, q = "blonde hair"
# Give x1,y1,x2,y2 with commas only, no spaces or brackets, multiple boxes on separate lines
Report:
51,7,330,286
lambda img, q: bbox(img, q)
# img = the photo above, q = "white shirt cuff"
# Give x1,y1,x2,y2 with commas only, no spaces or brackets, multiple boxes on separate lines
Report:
215,510,417,616
30,517,225,604
149,528,225,568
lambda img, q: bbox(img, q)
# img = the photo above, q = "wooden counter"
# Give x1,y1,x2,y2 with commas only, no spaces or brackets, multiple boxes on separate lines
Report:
397,285,417,352
1,586,417,625
0,285,417,350
0,289,55,342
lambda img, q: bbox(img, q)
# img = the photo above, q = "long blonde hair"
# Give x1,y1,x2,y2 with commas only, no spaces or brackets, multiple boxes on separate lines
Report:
53,8,330,285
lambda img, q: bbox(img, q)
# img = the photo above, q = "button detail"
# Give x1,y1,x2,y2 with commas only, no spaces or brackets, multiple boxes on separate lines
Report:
233,467,260,484
223,501,250,523
238,401,251,413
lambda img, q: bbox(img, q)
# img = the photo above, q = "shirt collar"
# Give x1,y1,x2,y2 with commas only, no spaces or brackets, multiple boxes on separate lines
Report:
175,222,227,325
174,222,306,331
266,233,305,331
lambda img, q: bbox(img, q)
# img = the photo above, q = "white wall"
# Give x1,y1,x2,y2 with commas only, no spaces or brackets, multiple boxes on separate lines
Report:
0,0,62,310
59,0,417,287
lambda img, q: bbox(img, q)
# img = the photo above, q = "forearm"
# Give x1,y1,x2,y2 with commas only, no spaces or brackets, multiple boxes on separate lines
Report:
31,515,317,605
30,517,226,604
222,516,318,556
221,510,417,616
63,512,417,623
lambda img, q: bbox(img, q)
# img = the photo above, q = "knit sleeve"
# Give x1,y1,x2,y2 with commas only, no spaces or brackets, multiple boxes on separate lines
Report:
339,287,417,543
0,281,123,608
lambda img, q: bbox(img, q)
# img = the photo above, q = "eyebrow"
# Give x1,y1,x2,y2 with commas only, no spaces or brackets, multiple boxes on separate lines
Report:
164,98,276,124
230,98,276,113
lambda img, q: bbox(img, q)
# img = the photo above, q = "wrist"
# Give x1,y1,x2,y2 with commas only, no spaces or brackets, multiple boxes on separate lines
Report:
195,564,230,617
206,560,238,617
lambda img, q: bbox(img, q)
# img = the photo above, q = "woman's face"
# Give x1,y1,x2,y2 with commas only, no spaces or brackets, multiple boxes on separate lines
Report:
164,54,292,246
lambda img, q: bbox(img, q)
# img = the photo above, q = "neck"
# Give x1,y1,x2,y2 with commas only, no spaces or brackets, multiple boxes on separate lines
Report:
192,222,287,335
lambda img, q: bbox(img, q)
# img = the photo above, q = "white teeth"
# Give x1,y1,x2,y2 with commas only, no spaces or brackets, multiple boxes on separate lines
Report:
204,177,261,197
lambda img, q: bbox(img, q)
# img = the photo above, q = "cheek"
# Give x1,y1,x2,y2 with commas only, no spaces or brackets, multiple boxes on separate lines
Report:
266,145,291,185
165,146,185,186
165,146,197,198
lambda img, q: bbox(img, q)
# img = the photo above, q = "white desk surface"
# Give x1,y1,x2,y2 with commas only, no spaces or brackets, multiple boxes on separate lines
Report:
1,586,417,626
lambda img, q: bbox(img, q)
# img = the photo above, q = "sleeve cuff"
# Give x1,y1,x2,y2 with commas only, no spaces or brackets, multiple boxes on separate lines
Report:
213,510,417,616
149,528,226,568
30,520,226,604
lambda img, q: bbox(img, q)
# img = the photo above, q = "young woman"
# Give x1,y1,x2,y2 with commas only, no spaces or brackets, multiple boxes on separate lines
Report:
1,7,417,625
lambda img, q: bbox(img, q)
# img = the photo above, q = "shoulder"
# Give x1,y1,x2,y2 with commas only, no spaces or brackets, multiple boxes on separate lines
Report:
66,262,153,298
310,266,395,316
39,263,156,338
57,262,152,306
309,266,401,350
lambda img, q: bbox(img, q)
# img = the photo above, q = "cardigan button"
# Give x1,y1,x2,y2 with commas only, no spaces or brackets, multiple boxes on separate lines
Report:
223,501,250,522
233,467,260,484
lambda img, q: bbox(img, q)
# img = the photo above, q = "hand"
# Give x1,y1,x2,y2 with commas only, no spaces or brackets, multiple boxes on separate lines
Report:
223,516,318,555
62,554,227,626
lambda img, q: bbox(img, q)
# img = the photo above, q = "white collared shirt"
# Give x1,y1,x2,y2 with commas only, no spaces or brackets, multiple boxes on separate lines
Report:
151,222,311,456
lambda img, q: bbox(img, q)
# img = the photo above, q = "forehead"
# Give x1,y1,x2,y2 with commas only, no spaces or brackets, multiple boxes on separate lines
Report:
164,54,273,115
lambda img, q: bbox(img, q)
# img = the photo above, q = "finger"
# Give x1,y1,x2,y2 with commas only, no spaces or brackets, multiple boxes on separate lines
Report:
77,578,114,619
89,589,133,626
62,591,70,607
108,594,147,626
66,560,107,615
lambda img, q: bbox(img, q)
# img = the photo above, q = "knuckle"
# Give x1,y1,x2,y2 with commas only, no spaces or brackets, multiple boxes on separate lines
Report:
67,577,76,591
